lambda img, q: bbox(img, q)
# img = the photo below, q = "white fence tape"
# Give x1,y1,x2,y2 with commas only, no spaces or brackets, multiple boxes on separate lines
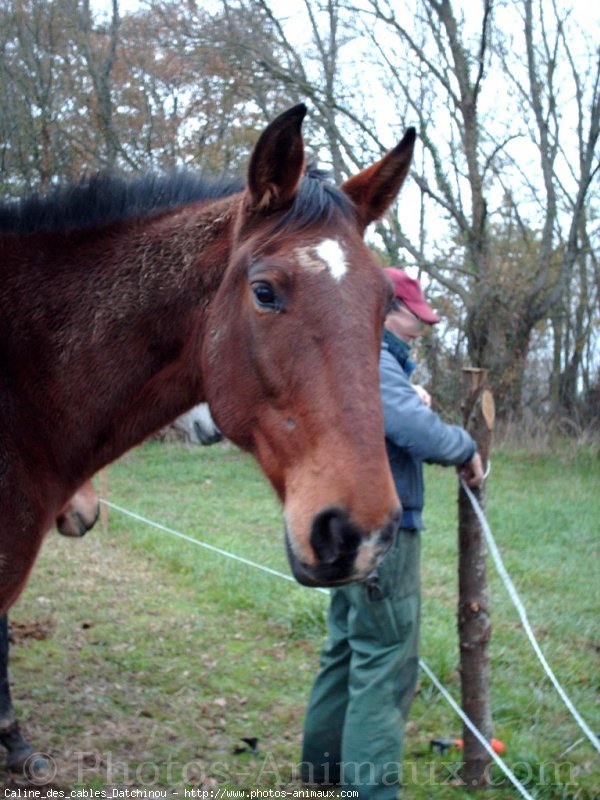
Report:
99,495,574,799
460,478,600,754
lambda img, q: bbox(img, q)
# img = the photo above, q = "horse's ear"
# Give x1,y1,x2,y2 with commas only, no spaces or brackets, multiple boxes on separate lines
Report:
246,104,307,211
341,128,416,230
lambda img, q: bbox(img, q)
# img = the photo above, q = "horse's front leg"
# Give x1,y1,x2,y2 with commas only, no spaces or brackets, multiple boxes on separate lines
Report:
0,614,48,779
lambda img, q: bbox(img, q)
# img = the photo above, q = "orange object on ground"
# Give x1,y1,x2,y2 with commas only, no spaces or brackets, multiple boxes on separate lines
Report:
454,737,506,754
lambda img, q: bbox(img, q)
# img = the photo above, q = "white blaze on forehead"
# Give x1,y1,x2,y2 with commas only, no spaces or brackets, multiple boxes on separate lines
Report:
316,238,347,281
294,239,348,281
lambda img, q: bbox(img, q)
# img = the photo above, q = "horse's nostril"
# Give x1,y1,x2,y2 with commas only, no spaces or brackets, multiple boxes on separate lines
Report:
286,509,398,587
310,508,361,565
193,420,222,445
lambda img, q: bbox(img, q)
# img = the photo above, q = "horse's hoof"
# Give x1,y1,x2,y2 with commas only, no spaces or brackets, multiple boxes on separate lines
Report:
0,724,52,781
11,751,52,782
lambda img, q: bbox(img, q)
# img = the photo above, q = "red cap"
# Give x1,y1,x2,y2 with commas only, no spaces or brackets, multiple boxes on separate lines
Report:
383,268,440,324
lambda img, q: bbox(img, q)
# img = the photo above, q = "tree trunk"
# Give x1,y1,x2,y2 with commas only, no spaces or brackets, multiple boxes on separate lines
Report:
458,368,494,787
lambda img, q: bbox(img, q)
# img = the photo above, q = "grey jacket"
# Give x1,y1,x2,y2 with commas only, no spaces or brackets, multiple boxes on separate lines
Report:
380,339,476,530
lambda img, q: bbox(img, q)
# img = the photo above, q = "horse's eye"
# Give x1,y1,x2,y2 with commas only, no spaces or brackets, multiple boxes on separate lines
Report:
252,281,283,312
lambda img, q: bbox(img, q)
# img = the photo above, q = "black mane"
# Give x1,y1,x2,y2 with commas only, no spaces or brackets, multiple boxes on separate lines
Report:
0,167,354,236
0,172,244,235
279,167,355,232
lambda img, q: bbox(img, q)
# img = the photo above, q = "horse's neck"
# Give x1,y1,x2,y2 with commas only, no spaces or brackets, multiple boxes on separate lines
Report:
123,196,238,308
89,197,240,452
50,197,239,487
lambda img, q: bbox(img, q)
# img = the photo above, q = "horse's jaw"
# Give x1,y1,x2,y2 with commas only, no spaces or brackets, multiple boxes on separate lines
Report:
283,507,400,588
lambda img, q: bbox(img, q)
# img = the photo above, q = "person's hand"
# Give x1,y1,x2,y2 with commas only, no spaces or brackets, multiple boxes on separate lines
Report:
413,384,432,408
457,452,485,488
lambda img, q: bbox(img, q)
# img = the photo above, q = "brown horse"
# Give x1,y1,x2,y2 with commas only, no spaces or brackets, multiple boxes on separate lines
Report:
0,104,415,613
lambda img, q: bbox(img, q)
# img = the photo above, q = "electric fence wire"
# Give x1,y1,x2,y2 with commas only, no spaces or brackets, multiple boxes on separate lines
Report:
100,496,562,800
459,476,600,755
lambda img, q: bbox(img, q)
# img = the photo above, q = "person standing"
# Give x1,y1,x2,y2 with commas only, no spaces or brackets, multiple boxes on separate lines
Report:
301,268,483,798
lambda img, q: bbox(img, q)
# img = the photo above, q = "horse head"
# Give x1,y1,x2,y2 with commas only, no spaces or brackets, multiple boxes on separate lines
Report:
172,404,223,446
55,480,100,538
204,105,415,587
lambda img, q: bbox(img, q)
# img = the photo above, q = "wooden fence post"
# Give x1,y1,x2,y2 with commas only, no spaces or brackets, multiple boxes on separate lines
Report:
458,368,495,788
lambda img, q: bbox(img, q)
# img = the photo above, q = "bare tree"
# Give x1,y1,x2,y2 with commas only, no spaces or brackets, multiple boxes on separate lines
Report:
70,0,122,169
0,0,293,186
352,0,599,417
2,0,597,418
0,0,78,190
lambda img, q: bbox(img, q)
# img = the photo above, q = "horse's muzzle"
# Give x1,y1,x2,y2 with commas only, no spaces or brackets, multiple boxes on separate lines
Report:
285,507,401,587
56,504,100,537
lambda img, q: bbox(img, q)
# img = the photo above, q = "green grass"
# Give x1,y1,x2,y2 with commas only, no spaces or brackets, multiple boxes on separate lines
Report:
4,440,599,798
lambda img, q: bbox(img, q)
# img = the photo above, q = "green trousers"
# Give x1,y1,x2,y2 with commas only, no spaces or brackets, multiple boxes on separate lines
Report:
301,528,421,800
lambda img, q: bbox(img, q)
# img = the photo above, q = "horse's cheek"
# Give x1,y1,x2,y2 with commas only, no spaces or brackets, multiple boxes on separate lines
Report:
202,337,255,450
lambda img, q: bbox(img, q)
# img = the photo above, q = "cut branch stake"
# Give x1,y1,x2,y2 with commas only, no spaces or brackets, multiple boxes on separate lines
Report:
458,368,495,788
